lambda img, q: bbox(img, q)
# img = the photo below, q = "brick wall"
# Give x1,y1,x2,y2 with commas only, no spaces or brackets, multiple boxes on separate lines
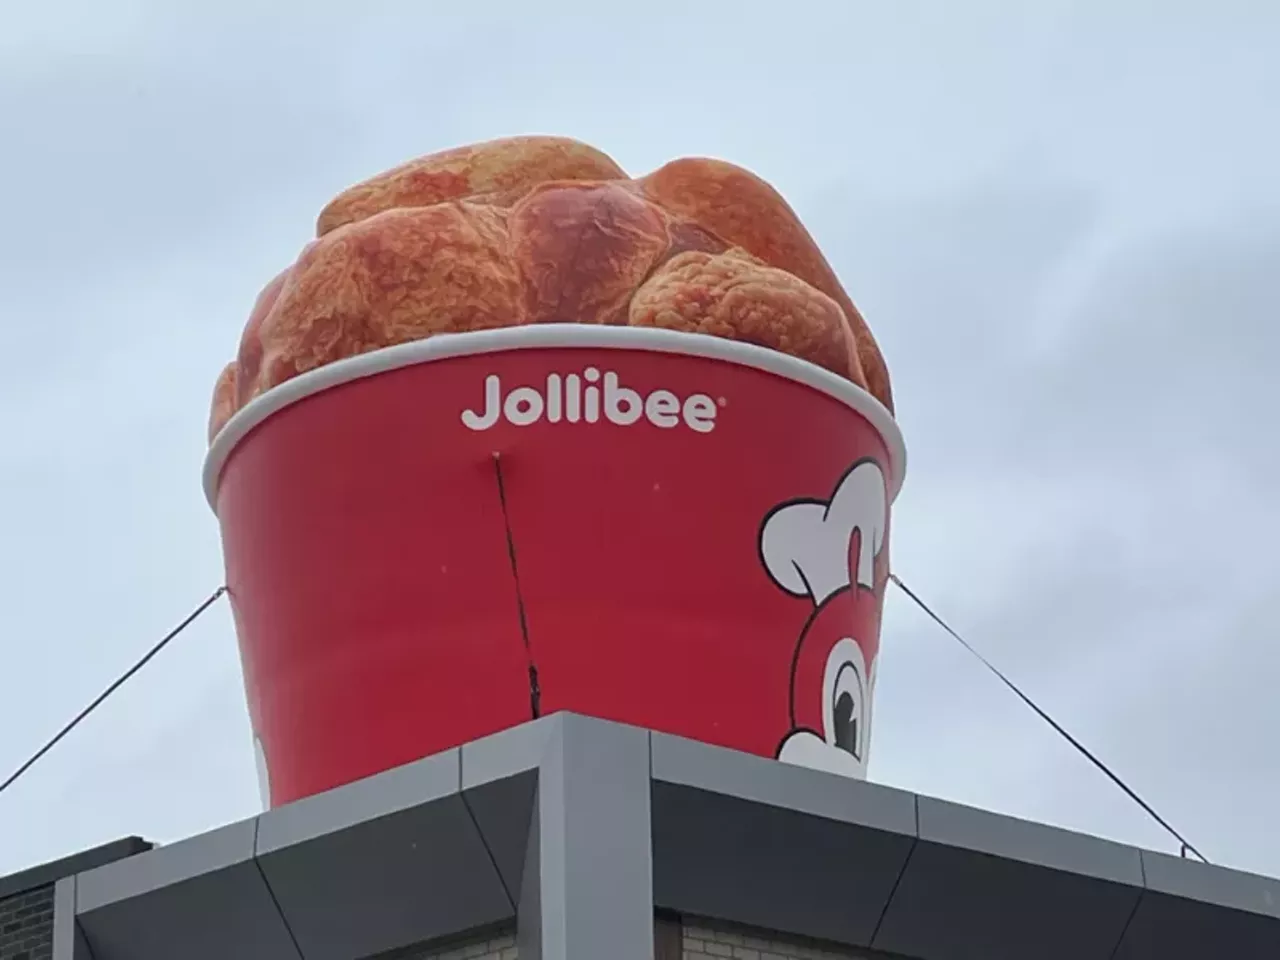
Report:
371,925,517,960
0,884,55,960
680,918,871,960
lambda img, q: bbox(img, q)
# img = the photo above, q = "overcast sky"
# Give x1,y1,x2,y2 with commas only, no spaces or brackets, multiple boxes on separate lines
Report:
2,0,1277,881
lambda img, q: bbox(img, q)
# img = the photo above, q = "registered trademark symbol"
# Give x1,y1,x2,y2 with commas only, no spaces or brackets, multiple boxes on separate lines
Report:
717,396,727,408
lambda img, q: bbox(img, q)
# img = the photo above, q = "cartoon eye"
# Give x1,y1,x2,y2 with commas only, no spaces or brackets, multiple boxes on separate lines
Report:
831,662,865,761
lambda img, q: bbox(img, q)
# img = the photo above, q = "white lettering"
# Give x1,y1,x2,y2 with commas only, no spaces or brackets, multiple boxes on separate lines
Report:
460,374,502,430
644,390,680,428
461,370,719,433
545,374,563,423
503,386,544,426
604,373,642,425
565,373,582,422
583,366,601,422
683,395,717,434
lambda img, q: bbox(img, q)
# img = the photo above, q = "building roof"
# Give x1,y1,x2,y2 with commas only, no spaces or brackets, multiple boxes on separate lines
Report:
26,713,1280,960
0,838,151,901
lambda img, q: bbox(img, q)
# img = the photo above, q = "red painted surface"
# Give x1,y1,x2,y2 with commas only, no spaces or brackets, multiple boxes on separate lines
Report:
214,340,896,806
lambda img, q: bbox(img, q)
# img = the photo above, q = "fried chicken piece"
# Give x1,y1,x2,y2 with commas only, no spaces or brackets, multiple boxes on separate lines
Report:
317,135,627,235
510,181,678,325
246,203,522,399
210,139,896,436
630,249,866,387
208,363,238,442
637,158,892,411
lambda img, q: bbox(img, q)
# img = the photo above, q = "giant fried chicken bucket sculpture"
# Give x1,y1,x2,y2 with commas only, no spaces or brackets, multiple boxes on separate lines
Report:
203,136,907,808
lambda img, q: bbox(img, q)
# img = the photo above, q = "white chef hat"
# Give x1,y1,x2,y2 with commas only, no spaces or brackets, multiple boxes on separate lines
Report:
760,460,887,606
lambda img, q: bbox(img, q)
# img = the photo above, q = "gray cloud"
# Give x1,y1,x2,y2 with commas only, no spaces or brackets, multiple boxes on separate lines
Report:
2,0,1277,882
859,193,1279,874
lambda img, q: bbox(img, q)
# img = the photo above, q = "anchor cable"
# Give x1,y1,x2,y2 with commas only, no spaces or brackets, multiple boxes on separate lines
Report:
889,572,1208,864
0,586,228,797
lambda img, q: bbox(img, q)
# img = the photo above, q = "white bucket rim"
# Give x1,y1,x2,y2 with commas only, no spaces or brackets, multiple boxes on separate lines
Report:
203,325,906,510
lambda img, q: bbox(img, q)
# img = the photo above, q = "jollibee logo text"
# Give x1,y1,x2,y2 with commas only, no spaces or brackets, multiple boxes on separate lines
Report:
460,368,718,433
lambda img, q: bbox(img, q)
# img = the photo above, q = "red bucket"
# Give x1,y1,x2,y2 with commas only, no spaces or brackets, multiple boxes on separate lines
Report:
205,326,906,807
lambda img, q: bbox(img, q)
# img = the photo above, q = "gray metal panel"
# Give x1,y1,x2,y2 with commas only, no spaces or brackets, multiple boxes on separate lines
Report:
52,877,90,960
530,713,654,960
650,732,916,947
1141,849,1280,918
1112,852,1280,959
50,713,1280,960
516,791,543,960
74,819,299,960
463,771,537,904
77,821,255,910
255,747,512,960
255,748,463,853
461,714,559,787
461,718,550,902
872,796,1144,960
915,795,1146,884
651,732,917,835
